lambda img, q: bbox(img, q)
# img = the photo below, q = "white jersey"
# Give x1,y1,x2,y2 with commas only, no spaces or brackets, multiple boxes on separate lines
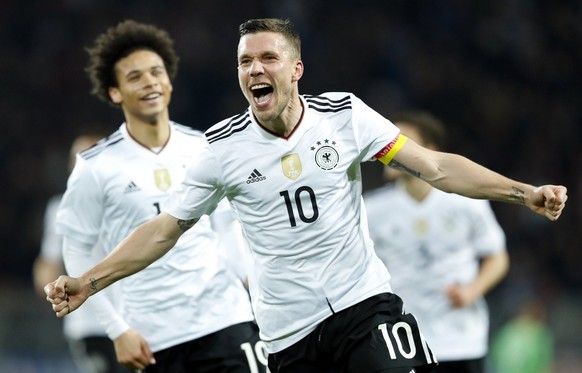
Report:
364,181,506,360
165,93,400,353
56,122,255,352
40,195,108,340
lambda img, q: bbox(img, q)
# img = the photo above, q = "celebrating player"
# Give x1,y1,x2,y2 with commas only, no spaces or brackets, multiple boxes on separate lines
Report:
51,20,264,372
47,18,567,373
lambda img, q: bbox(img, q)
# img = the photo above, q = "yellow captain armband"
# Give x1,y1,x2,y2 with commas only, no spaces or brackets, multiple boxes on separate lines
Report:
373,134,408,165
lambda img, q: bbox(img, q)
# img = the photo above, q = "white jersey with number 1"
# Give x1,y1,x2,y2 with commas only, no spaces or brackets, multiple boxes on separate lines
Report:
165,92,401,353
56,122,255,353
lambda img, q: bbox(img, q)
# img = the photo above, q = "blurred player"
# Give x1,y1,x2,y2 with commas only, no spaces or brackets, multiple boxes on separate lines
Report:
489,297,554,373
33,131,128,373
364,111,509,373
46,18,567,373
53,20,264,372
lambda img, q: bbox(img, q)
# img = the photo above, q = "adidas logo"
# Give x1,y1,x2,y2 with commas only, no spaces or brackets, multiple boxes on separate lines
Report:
246,169,266,184
123,181,141,193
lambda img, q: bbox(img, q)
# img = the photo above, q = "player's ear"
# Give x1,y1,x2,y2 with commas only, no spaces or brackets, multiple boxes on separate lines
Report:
109,87,122,104
292,60,304,82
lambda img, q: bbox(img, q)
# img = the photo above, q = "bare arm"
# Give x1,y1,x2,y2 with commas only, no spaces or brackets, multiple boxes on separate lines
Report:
82,212,196,294
391,138,568,220
447,250,510,308
45,212,197,317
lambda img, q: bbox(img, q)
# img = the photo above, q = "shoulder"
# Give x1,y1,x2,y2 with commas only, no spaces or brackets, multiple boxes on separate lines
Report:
45,194,64,216
170,122,207,149
204,109,253,145
78,129,124,161
47,193,64,207
171,122,204,139
303,92,354,113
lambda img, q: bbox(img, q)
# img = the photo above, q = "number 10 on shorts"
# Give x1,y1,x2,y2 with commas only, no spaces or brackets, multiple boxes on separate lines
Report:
378,322,435,364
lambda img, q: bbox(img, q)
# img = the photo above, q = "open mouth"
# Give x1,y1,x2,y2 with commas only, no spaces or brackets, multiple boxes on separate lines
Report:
251,84,273,105
142,92,162,101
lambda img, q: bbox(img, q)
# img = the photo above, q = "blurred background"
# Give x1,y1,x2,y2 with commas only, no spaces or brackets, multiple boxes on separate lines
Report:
0,0,580,372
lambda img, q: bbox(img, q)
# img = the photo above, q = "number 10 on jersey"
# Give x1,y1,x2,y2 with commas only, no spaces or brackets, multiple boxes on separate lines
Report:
279,186,319,227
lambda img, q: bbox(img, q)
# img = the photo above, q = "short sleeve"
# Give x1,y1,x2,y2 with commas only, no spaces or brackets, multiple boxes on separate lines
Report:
39,195,64,263
469,200,506,256
350,94,401,162
56,155,103,245
164,142,226,220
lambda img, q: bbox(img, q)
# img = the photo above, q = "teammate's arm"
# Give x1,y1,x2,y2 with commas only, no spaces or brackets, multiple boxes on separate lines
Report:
45,212,197,317
446,250,510,308
386,136,567,221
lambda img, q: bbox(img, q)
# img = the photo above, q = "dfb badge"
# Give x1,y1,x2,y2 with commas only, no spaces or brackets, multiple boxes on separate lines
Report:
312,139,339,170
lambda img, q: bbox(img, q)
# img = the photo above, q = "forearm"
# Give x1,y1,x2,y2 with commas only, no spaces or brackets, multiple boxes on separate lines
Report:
62,237,130,339
80,212,186,296
446,250,509,308
392,140,535,205
429,153,535,204
470,251,510,297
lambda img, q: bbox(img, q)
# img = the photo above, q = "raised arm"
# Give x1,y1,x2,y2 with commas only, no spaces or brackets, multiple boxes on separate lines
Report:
45,212,196,317
390,137,567,221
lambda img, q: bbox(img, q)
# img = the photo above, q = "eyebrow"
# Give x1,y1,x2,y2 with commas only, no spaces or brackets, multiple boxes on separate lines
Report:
124,64,165,78
238,50,278,61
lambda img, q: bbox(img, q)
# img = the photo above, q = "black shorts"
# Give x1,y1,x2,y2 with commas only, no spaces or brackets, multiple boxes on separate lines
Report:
268,293,438,373
68,335,130,373
433,358,484,373
145,321,267,373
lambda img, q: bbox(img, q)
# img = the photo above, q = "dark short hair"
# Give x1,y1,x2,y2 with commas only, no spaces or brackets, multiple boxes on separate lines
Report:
238,18,301,59
391,111,447,149
85,20,179,105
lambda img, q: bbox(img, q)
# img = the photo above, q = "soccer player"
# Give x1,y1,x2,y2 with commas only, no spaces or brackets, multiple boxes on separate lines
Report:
364,111,510,373
52,20,264,372
489,298,554,373
46,18,567,373
33,132,129,373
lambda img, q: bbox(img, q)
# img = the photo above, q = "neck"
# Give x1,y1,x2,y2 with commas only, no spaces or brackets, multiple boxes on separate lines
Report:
124,112,171,149
261,94,303,137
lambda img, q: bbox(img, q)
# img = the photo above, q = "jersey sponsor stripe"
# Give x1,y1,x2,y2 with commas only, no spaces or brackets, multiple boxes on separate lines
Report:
206,112,251,144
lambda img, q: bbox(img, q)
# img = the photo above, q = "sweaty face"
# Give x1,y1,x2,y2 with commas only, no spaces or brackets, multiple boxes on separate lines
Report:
237,32,302,125
109,49,173,124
